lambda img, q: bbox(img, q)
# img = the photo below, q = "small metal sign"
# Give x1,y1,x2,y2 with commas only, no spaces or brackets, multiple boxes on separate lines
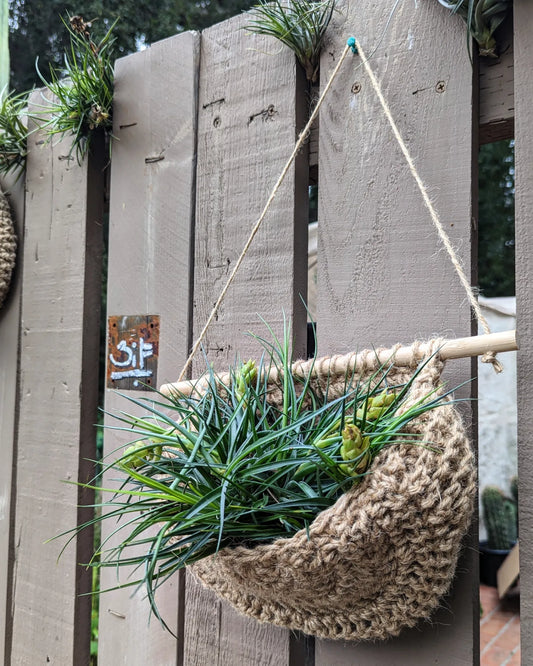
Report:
107,315,160,390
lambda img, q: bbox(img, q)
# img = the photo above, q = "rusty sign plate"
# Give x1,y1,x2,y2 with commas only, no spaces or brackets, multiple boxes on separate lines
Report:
107,315,160,390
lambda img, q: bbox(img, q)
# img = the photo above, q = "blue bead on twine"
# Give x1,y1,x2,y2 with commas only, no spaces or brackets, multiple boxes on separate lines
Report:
347,37,357,54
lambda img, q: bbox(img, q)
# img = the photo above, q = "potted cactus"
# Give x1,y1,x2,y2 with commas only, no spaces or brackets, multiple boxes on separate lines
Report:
480,479,518,587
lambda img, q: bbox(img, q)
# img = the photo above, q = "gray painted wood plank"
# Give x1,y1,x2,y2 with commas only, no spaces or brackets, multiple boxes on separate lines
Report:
183,14,308,666
8,93,105,665
0,173,24,666
513,2,533,663
98,31,199,666
315,0,477,663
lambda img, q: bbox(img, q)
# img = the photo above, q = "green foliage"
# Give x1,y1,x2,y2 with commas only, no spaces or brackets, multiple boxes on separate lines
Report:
53,320,455,631
482,484,517,550
436,0,511,58
0,88,28,176
8,0,256,92
245,0,335,82
478,140,515,297
35,15,115,162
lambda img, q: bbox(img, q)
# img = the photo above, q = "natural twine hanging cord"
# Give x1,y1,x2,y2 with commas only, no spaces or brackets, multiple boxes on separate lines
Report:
178,35,501,382
353,38,502,374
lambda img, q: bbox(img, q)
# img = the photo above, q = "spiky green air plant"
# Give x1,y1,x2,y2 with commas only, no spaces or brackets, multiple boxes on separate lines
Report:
245,0,335,82
0,90,29,177
35,15,116,162
437,0,511,58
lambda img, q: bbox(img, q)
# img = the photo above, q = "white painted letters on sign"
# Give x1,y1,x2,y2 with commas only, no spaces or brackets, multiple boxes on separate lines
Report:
109,338,154,386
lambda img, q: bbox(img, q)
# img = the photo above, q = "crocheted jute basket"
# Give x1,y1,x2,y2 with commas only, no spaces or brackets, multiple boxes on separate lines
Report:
0,189,17,310
191,341,476,642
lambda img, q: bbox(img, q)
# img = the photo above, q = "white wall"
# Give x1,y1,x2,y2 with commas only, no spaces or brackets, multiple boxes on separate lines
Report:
478,297,517,538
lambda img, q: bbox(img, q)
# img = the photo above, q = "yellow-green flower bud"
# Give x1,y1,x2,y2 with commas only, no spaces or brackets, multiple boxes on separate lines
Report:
371,389,395,408
356,390,396,421
123,440,162,469
235,360,257,403
340,425,370,477
123,442,145,469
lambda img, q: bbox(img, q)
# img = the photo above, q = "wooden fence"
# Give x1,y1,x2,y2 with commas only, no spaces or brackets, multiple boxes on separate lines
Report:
0,0,530,663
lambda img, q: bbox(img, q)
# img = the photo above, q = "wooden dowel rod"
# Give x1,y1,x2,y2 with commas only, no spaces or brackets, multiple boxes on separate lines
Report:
160,330,518,397
433,329,518,360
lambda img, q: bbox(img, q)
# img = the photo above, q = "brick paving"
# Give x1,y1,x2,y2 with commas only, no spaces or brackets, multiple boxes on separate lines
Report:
480,584,520,666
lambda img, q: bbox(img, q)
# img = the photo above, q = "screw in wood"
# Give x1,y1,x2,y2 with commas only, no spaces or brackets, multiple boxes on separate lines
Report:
213,116,221,127
435,81,446,93
351,82,362,94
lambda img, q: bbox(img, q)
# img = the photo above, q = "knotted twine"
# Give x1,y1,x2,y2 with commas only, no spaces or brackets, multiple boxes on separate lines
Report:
0,189,17,310
192,341,476,641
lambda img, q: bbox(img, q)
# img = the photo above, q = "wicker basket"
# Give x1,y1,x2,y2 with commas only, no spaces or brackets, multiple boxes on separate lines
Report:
0,189,17,310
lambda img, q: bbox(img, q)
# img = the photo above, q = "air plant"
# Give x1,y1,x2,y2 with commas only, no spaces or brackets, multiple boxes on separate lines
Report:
245,0,336,82
437,0,511,58
0,89,29,177
35,15,116,162
0,0,28,177
52,318,457,631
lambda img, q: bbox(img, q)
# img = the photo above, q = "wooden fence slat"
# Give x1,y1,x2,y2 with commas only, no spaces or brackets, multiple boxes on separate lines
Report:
513,2,532,663
183,14,308,666
98,31,200,666
8,94,105,665
0,174,24,666
315,1,478,663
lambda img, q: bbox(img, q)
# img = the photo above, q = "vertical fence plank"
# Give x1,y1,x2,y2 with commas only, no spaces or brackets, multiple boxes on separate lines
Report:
315,1,477,663
98,31,200,666
0,174,24,666
183,14,308,666
514,2,533,663
8,94,105,665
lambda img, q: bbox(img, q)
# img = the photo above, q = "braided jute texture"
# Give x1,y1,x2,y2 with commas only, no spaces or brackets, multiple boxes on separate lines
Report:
0,189,17,311
192,341,476,642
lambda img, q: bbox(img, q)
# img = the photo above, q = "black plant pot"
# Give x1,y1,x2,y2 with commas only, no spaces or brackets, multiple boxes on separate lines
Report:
479,540,512,587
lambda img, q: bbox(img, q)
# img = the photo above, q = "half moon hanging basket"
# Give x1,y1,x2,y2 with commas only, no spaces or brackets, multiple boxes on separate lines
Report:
190,342,476,642
0,189,17,311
